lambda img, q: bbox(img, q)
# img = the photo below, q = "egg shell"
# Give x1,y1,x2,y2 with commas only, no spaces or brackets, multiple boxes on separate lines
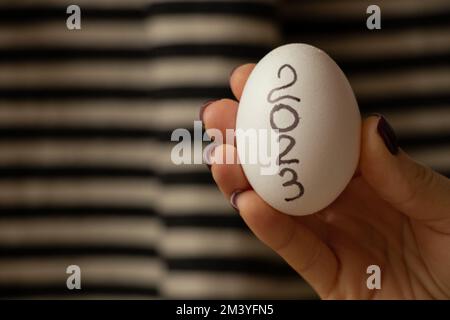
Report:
236,43,361,216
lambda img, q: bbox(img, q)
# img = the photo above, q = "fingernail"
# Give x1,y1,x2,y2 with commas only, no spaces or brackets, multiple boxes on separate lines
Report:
377,115,399,155
204,144,216,166
199,100,215,122
229,65,240,78
230,189,243,212
204,141,213,171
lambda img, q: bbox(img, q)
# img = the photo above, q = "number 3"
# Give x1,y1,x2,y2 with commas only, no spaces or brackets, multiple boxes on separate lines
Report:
279,168,304,201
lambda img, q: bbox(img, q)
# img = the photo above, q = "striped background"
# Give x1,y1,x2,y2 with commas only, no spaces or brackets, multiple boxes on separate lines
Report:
0,0,448,298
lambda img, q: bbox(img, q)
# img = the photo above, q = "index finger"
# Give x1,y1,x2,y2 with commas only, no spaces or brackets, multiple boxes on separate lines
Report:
230,63,256,101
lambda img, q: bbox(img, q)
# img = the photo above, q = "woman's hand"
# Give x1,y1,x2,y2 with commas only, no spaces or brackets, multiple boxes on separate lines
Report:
201,64,450,299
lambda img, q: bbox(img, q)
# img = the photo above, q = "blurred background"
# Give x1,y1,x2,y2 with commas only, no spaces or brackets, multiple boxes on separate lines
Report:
0,0,448,298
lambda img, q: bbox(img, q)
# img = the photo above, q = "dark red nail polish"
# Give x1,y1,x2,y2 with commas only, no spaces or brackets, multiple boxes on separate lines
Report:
199,100,215,122
377,115,399,155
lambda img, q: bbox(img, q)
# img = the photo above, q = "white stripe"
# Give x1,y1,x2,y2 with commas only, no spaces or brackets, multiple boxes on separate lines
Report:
144,15,280,46
1,57,447,109
161,228,277,258
0,140,211,174
158,185,231,214
386,107,450,136
0,217,162,247
0,21,146,48
0,181,229,213
296,27,450,59
0,257,163,287
409,146,450,172
0,100,202,129
163,272,315,298
0,140,161,167
0,139,448,174
1,138,448,173
282,0,450,19
0,179,160,207
350,67,450,98
0,57,244,88
0,16,280,48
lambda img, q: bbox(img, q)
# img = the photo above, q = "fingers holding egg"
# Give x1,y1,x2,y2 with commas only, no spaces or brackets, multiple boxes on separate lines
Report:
201,99,239,145
230,63,256,101
209,144,251,199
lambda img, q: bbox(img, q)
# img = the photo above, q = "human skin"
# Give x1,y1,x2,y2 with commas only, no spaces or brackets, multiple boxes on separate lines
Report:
201,64,450,299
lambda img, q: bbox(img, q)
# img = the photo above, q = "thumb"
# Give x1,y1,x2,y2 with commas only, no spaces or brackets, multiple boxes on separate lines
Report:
360,115,450,223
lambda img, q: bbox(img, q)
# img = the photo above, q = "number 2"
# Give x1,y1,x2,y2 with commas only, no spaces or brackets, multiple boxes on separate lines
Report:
267,64,301,104
278,135,299,165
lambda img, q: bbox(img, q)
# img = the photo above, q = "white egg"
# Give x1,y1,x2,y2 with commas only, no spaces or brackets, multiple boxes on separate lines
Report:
236,43,361,216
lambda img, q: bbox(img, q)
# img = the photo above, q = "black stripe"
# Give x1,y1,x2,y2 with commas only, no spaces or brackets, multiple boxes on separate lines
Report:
0,127,158,139
0,125,448,149
167,257,298,277
0,89,448,111
0,162,446,185
145,1,275,19
0,7,143,23
0,1,276,25
282,11,450,35
0,285,159,298
0,86,232,100
0,44,271,63
0,166,214,185
358,93,450,113
0,127,191,142
0,246,158,258
337,53,450,75
2,2,448,31
0,163,446,183
0,207,240,225
441,170,450,178
1,46,448,77
0,166,155,179
397,135,450,152
162,171,214,185
0,206,157,218
0,126,194,144
0,90,448,120
165,214,246,229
